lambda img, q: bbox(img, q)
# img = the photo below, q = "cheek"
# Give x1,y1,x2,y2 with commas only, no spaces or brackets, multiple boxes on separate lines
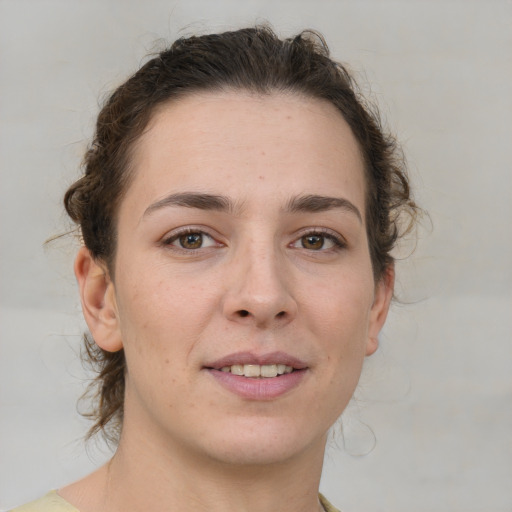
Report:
117,259,206,321
114,265,218,367
301,268,374,411
304,271,374,343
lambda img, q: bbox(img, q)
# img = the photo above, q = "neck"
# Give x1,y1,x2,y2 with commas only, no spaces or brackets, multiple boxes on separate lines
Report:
61,418,327,512
111,422,326,512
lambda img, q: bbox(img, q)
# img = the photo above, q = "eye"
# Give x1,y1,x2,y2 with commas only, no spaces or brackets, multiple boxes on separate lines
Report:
163,230,218,250
300,234,331,250
290,230,345,251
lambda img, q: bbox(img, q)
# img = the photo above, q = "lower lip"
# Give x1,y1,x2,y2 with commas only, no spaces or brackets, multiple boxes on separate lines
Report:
206,369,307,400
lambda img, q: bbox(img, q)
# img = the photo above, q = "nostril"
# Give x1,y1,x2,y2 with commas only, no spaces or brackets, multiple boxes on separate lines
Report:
276,311,286,318
238,310,250,317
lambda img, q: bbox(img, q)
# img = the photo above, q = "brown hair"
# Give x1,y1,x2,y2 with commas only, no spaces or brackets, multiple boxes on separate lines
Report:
65,26,418,443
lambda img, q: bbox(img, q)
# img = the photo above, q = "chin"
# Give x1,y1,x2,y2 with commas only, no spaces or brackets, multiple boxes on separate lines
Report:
204,441,312,467
198,416,328,467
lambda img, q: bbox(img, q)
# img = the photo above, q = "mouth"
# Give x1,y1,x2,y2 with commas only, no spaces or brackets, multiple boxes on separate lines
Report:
216,363,295,378
204,351,307,376
204,352,308,399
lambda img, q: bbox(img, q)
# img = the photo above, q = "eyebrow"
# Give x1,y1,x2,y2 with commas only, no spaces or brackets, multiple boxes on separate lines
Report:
143,192,235,218
286,194,362,223
143,191,362,223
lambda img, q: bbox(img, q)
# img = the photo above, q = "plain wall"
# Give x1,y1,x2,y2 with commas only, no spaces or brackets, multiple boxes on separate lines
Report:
1,1,511,511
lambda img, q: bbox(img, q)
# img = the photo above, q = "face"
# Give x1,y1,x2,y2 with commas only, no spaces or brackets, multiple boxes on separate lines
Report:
78,91,393,466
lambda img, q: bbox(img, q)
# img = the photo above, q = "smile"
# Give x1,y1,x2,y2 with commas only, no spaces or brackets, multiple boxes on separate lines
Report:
205,352,308,400
219,364,294,378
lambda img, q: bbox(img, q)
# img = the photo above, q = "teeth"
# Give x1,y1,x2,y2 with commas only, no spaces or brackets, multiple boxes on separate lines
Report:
260,364,278,378
230,364,244,376
219,364,295,378
243,364,260,377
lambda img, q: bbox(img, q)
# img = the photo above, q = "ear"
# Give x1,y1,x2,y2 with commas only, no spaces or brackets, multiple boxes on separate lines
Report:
74,246,123,352
366,264,395,356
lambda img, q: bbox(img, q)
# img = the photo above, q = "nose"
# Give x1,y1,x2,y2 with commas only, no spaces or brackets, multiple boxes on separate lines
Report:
222,243,298,329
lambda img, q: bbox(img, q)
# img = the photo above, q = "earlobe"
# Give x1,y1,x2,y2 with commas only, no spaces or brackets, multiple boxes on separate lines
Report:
74,247,123,352
366,265,395,356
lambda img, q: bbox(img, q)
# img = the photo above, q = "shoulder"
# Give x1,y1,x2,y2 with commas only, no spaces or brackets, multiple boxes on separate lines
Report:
10,491,79,512
319,493,341,512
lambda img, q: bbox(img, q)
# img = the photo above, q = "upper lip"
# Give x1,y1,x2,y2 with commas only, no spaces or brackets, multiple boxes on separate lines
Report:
205,351,308,370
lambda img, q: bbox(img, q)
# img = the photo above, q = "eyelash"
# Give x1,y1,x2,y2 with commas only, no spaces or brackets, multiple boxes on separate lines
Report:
160,227,347,252
161,227,221,251
290,228,347,252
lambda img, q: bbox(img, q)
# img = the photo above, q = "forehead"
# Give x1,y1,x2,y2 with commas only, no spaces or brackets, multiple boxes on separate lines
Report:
125,90,366,217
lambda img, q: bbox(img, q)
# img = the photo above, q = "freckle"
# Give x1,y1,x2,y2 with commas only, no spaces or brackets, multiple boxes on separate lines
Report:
286,115,292,119
258,175,264,180
261,151,266,156
165,359,169,364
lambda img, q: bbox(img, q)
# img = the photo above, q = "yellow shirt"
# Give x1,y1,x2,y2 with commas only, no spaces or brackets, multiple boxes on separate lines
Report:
10,492,78,512
12,490,341,512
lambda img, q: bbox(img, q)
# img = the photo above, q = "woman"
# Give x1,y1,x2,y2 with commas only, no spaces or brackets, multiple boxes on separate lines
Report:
14,26,417,512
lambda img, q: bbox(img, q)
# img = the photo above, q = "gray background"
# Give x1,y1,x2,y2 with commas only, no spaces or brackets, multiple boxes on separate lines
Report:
1,1,511,511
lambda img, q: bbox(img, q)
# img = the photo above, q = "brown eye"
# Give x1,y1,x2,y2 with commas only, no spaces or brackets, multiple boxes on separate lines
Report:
290,231,343,251
178,233,203,249
301,234,325,250
164,229,218,251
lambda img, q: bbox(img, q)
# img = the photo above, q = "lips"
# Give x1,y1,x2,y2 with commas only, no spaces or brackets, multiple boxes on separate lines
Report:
204,351,308,400
205,351,307,371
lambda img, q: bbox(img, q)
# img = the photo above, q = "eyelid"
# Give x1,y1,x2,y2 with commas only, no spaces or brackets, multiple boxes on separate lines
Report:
290,227,347,250
160,226,224,250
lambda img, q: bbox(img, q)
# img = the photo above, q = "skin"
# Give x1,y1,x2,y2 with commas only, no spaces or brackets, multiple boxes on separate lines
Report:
62,91,393,512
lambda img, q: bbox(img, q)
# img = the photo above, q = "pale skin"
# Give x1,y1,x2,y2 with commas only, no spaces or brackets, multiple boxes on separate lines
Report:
61,91,394,512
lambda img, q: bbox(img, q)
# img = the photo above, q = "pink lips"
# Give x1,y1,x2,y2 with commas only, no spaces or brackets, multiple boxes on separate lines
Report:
204,351,308,400
205,351,308,370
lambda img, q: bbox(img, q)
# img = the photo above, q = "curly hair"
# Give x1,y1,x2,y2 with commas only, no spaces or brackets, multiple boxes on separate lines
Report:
64,26,418,443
